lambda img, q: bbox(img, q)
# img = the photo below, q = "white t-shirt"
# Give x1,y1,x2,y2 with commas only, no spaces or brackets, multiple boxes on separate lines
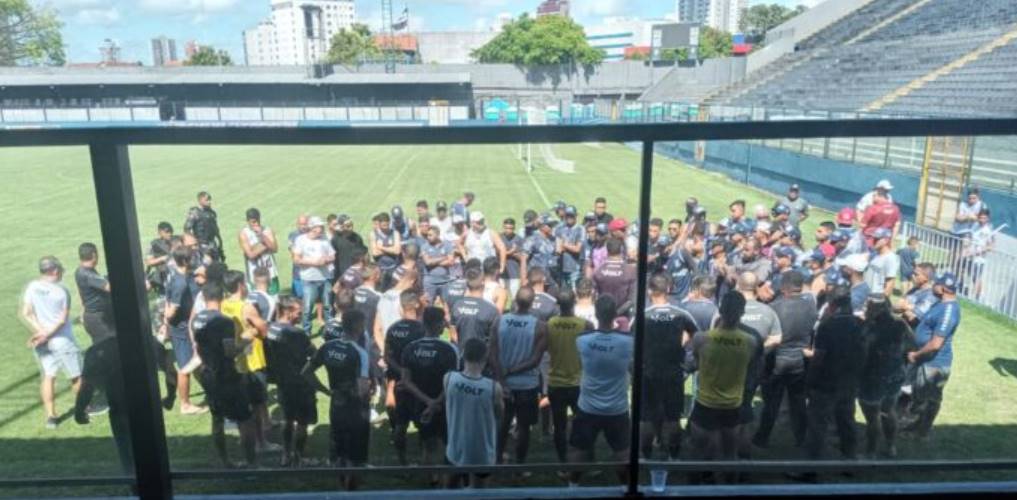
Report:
969,223,994,264
431,216,455,243
293,234,335,282
23,280,76,349
865,252,900,293
376,289,403,335
856,191,894,213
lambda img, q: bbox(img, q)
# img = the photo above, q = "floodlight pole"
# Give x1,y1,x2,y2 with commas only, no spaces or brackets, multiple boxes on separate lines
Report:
89,143,173,500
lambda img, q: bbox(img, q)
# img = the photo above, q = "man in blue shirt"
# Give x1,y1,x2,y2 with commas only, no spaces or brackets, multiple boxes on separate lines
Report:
556,206,585,290
905,273,961,439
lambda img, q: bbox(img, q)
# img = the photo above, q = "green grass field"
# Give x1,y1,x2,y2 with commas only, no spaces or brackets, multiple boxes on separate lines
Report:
1,142,1016,496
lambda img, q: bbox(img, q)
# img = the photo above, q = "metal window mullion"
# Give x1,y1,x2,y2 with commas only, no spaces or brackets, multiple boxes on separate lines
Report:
89,142,173,500
627,140,654,497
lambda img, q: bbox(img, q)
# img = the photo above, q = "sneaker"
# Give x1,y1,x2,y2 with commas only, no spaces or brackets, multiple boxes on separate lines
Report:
86,403,110,417
224,419,238,431
370,408,383,424
45,417,59,430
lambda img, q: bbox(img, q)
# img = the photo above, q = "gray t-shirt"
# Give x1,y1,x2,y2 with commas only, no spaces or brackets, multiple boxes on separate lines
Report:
24,280,76,349
680,297,719,333
865,252,900,293
294,234,335,282
741,299,783,340
780,195,810,227
735,256,773,285
577,331,634,416
951,200,986,236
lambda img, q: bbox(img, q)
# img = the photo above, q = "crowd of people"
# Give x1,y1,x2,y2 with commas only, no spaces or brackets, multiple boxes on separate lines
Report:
19,179,988,487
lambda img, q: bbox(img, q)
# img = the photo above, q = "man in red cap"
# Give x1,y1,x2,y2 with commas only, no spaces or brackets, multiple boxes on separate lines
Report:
608,218,628,243
836,208,855,229
860,192,901,246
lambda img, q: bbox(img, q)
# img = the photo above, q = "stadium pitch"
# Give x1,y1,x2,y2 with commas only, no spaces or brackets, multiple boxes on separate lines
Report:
1,142,1017,495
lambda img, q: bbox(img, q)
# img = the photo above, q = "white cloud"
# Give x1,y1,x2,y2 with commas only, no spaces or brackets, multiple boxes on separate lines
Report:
574,0,627,17
473,17,489,31
138,0,240,15
75,6,121,26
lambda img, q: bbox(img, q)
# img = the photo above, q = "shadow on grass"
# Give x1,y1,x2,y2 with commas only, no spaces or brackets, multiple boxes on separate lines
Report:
4,423,1017,497
989,358,1017,379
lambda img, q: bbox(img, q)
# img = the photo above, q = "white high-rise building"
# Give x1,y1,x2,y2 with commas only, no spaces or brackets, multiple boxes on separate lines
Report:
243,0,355,66
676,0,745,33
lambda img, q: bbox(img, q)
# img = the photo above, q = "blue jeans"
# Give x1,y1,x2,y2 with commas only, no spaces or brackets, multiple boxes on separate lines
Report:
560,269,581,291
292,277,304,299
301,280,331,333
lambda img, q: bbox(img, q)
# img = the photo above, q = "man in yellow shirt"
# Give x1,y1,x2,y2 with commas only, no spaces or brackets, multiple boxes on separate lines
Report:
222,270,278,452
546,289,594,463
688,291,761,484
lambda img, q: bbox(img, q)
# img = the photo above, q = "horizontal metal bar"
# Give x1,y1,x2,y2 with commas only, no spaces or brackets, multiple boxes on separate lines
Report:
640,459,1017,473
2,118,1017,147
172,462,627,481
0,476,134,488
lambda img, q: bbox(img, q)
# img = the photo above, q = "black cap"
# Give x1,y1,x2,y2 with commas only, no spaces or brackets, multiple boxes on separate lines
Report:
523,209,538,223
789,183,800,191
436,201,448,211
565,206,577,217
39,256,63,274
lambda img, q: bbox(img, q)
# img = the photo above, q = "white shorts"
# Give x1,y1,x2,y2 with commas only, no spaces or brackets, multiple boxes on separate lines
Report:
34,340,82,379
503,278,521,305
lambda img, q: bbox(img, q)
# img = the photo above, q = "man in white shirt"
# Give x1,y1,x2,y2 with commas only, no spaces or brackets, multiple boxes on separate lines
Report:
21,256,82,429
966,209,995,298
293,216,336,332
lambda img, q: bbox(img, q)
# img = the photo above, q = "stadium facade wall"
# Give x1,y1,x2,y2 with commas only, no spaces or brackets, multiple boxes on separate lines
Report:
656,141,1017,236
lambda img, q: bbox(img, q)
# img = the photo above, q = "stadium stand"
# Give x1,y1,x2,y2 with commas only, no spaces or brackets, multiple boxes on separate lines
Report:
709,0,1017,117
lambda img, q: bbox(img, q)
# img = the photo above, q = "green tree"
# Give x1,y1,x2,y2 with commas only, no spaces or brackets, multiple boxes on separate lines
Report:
185,46,232,66
326,23,381,65
739,3,808,37
659,47,689,63
0,0,64,66
471,14,604,67
697,26,733,60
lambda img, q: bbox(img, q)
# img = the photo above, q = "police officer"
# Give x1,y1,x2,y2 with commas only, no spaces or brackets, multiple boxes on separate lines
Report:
185,191,224,263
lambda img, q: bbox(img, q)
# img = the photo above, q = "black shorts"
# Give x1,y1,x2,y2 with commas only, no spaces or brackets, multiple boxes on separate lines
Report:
278,384,318,425
689,402,740,431
245,372,268,406
505,388,540,427
413,409,448,442
739,384,757,424
391,388,416,427
569,409,630,453
205,377,254,422
330,401,370,464
82,310,116,343
641,375,684,422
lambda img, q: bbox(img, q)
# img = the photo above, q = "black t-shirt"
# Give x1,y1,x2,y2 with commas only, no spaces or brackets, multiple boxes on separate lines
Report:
384,319,426,376
532,292,559,322
809,313,865,393
332,231,366,281
451,296,500,345
642,304,698,379
339,266,364,290
75,266,111,315
595,213,614,225
444,279,468,308
192,310,240,385
265,321,314,388
500,233,525,280
166,272,198,334
353,286,381,335
310,338,369,403
400,337,459,399
770,294,818,375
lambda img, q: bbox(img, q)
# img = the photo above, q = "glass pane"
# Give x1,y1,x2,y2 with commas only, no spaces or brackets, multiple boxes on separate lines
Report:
130,139,638,493
0,146,135,497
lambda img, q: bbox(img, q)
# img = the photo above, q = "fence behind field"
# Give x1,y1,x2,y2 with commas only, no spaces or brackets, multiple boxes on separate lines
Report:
901,221,1017,320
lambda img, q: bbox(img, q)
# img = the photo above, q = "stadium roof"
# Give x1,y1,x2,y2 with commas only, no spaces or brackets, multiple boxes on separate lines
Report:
0,67,471,87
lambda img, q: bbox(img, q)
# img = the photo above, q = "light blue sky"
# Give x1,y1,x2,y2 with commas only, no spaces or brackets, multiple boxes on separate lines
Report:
49,0,811,65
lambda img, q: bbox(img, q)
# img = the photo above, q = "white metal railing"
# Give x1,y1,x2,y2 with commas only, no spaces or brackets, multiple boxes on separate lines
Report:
901,221,1017,320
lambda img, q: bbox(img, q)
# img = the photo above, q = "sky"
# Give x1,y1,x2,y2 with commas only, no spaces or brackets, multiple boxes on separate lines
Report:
46,0,816,65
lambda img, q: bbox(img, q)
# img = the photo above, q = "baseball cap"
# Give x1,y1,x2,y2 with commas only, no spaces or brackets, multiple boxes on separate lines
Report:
819,243,836,260
565,206,578,217
308,216,325,228
876,179,894,191
775,246,795,259
584,211,596,222
608,218,628,232
935,272,958,293
836,207,856,226
539,213,558,227
789,183,800,192
772,204,791,216
38,256,63,274
471,211,485,222
829,228,852,243
595,222,608,235
717,217,731,228
391,205,404,219
842,253,869,273
523,209,538,223
436,201,448,211
784,225,802,241
808,249,826,263
554,200,566,211
336,214,351,225
452,214,466,224
872,227,893,240
825,267,848,287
